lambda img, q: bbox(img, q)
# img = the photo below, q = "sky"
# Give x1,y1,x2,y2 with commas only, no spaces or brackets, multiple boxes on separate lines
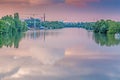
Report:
0,0,120,22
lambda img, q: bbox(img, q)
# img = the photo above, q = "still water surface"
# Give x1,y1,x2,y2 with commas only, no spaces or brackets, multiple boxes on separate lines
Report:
0,28,120,80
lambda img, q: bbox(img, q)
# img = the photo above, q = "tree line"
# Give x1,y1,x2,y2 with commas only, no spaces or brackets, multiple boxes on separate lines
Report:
0,13,28,34
1,13,120,34
81,19,120,34
93,19,120,34
25,18,65,29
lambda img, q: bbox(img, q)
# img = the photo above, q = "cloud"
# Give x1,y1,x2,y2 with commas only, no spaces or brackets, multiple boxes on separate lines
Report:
0,0,65,5
0,0,99,7
65,0,100,7
0,0,28,4
29,0,63,5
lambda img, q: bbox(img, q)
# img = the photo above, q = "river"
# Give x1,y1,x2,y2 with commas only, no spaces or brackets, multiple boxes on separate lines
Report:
0,28,120,80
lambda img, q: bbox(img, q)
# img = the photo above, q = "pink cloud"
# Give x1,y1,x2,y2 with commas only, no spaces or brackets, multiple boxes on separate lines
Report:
0,0,64,5
65,0,100,7
0,0,99,7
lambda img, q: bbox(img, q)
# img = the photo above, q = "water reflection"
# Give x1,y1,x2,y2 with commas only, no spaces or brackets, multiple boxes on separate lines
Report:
1,49,120,80
1,29,120,49
25,30,60,40
0,28,120,80
93,33,120,46
0,32,24,48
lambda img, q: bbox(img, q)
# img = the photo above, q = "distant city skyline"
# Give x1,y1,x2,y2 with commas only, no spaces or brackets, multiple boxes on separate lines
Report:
0,0,120,22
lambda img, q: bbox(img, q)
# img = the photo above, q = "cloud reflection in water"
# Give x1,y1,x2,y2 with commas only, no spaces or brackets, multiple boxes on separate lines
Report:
0,28,120,80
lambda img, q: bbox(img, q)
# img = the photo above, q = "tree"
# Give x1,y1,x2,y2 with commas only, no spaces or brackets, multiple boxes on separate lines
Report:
93,19,120,34
0,13,28,48
42,21,64,29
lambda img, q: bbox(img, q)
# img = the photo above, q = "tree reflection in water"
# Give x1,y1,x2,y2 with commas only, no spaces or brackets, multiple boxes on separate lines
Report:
93,33,120,46
0,30,60,48
1,29,120,48
0,32,24,48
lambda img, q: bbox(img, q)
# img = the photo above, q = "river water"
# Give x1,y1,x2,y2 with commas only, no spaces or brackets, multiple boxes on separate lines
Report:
0,28,120,80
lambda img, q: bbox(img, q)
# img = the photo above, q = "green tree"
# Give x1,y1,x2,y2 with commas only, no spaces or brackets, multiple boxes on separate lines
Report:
93,19,120,34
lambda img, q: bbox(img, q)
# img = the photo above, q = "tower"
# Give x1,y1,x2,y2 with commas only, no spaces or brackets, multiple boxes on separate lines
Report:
43,13,46,22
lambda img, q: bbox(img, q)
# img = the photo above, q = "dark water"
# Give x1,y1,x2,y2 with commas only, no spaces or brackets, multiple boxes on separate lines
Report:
0,28,120,80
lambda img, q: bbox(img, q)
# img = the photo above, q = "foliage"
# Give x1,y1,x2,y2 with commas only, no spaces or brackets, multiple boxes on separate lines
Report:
64,22,81,27
80,22,95,30
25,18,65,29
93,19,120,34
25,18,41,29
0,13,28,34
42,21,64,29
0,13,27,48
